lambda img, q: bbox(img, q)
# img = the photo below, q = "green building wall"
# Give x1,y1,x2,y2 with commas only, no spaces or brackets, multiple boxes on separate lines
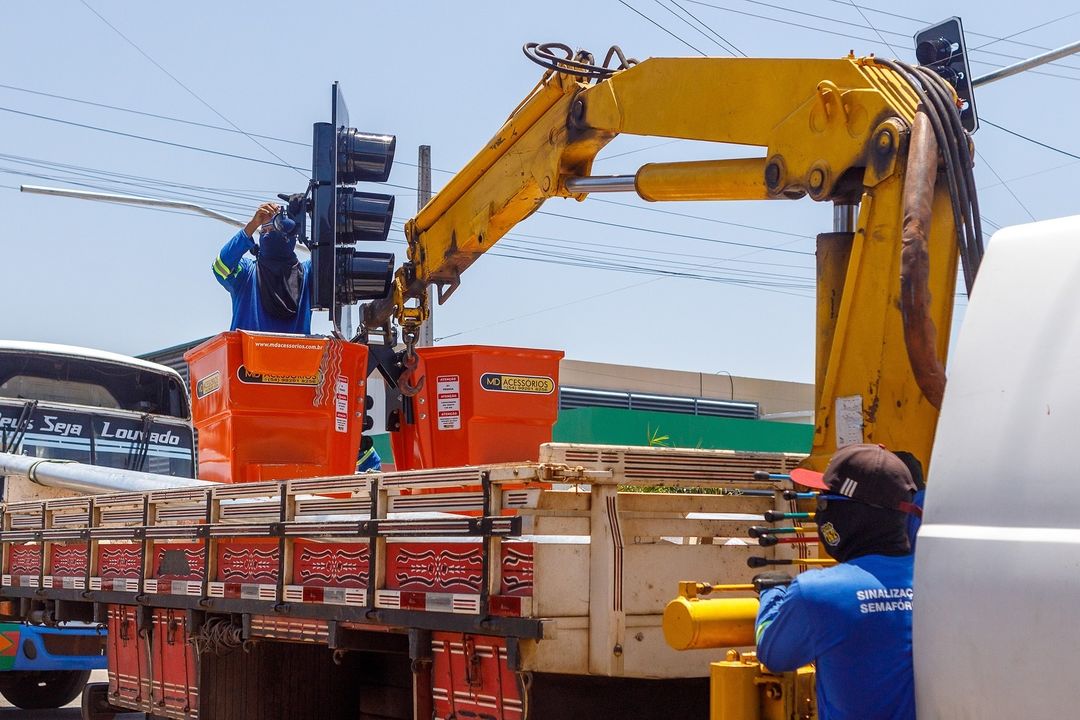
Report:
372,407,812,463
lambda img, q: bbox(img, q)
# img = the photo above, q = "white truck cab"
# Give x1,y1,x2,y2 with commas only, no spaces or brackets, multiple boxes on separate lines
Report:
915,215,1080,717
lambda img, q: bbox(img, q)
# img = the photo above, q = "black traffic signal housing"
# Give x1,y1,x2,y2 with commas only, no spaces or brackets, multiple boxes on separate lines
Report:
310,82,397,318
914,17,978,132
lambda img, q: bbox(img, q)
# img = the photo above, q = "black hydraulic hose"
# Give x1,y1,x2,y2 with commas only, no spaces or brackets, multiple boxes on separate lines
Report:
915,66,983,280
872,58,983,293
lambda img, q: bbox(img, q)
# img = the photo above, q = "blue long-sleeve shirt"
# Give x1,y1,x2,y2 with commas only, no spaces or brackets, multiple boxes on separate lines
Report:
213,230,313,333
755,554,915,720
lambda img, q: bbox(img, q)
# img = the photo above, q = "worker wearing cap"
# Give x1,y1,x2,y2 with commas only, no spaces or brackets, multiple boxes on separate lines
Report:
753,444,921,720
213,202,313,333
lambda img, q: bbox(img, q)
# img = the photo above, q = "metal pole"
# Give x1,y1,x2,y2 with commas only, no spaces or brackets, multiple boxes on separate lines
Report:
973,39,1080,87
564,175,637,193
0,452,214,495
20,185,246,227
833,202,857,233
417,145,435,347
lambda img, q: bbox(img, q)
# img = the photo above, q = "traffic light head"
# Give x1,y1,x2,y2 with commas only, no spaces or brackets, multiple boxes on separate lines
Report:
309,82,399,314
914,17,978,132
339,129,396,184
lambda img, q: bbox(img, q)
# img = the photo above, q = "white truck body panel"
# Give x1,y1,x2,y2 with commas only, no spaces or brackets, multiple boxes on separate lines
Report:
915,215,1080,718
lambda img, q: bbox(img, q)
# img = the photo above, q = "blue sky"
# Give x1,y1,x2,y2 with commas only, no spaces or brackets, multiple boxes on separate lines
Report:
2,1,1077,383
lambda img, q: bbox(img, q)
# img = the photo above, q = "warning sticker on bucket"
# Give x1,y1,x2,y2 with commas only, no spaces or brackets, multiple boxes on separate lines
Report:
436,375,460,431
334,376,349,433
480,373,555,395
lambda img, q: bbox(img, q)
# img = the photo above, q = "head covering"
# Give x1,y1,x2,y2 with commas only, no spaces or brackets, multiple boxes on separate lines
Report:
791,444,919,515
792,444,918,562
255,229,302,320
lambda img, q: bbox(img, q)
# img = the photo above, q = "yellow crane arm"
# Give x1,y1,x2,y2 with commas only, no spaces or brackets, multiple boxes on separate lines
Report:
369,52,968,468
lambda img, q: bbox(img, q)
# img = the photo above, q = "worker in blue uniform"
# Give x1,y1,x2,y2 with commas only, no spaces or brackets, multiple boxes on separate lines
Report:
356,435,381,472
213,202,312,333
753,444,921,720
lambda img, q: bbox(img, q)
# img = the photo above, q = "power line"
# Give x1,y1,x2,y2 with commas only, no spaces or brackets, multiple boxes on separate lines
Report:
536,209,813,255
651,0,738,56
0,82,451,175
681,0,1080,80
845,0,901,58
971,10,1080,51
981,118,1080,161
590,197,813,239
821,0,1079,56
666,0,746,56
0,83,307,147
593,139,682,163
974,151,1036,222
79,0,307,179
617,0,708,55
0,105,308,171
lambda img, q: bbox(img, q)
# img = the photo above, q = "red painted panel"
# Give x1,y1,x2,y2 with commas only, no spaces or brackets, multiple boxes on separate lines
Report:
500,542,534,597
291,540,368,588
8,544,41,576
152,542,205,580
48,543,88,577
431,632,522,720
151,608,198,718
386,543,483,593
99,544,142,579
216,539,279,583
108,604,150,712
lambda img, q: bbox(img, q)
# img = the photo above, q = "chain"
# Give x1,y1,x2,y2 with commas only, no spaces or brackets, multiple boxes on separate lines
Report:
313,337,343,407
400,325,425,397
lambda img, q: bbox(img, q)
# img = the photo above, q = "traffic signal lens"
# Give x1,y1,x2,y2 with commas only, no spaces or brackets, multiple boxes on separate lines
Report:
339,130,396,184
338,189,395,243
916,37,956,66
337,249,395,303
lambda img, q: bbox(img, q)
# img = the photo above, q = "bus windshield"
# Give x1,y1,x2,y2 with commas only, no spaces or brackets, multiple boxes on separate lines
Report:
0,346,195,478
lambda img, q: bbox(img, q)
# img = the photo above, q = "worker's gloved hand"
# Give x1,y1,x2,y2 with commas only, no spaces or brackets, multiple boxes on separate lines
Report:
751,572,792,593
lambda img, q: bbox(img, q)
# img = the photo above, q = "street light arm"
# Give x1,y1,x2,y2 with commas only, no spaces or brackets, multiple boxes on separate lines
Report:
19,185,246,227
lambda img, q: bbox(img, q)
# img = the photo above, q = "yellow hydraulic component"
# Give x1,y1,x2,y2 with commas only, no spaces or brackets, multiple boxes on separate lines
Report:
663,595,759,651
634,158,769,201
367,50,964,469
711,651,817,720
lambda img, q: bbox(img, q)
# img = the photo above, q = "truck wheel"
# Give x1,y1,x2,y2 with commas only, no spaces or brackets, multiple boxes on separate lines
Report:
81,681,125,720
0,669,92,709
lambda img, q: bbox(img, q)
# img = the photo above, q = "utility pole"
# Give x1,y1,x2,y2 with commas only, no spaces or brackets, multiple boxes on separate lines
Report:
416,145,434,347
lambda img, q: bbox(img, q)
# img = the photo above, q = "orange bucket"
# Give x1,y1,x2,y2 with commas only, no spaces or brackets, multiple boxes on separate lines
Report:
185,332,368,483
391,345,563,471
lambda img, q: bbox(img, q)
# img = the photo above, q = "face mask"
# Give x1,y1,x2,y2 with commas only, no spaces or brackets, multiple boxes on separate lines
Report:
258,229,298,261
816,496,911,562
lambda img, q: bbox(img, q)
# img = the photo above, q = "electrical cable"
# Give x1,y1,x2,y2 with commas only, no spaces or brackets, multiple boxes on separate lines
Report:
535,210,813,255
650,0,738,56
616,0,707,56
681,0,1080,81
974,150,1036,222
0,105,308,171
79,0,307,179
970,10,1080,51
664,0,745,55
980,119,1080,161
845,0,901,58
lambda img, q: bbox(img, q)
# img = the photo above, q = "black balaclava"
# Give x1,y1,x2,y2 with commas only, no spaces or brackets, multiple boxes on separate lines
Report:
816,500,911,563
255,229,302,320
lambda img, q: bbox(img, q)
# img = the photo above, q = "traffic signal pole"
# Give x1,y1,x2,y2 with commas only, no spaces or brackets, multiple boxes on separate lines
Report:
972,39,1080,87
417,145,434,348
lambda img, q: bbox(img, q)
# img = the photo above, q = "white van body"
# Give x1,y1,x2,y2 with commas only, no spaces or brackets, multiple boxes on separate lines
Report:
914,215,1080,718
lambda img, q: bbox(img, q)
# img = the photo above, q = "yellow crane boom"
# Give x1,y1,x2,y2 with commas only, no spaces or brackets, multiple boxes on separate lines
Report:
367,47,976,472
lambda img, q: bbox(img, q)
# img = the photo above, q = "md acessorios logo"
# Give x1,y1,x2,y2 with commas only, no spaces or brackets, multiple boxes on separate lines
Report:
479,373,555,395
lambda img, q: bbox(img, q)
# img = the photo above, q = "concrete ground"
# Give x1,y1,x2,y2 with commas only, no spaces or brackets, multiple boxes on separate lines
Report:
0,670,142,718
